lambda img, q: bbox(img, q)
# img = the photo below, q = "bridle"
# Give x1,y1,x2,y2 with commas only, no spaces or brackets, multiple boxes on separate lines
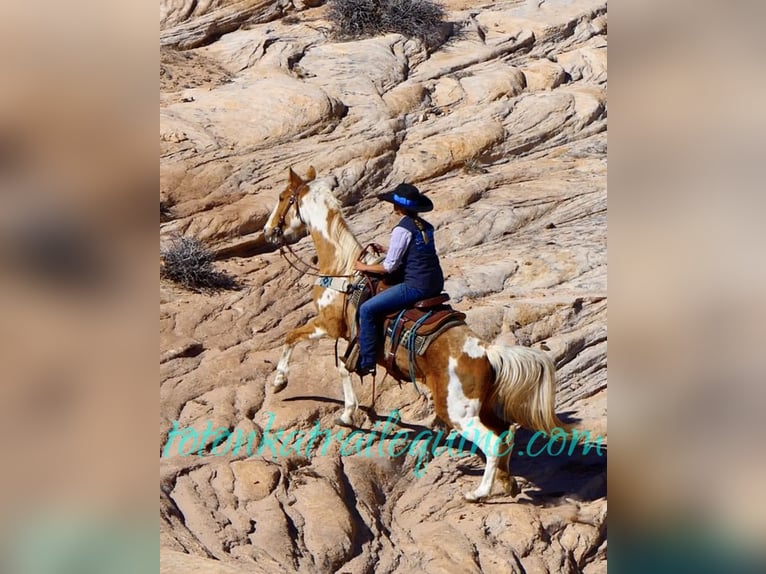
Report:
270,183,354,279
274,183,306,236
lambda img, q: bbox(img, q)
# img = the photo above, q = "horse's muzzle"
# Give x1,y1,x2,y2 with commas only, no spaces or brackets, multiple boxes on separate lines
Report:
264,226,282,244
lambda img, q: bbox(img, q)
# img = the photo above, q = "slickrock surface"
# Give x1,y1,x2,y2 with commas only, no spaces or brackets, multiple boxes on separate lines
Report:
161,1,607,572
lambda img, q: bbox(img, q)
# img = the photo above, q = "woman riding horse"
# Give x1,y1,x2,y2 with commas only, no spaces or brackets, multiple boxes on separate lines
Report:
263,168,569,501
352,183,445,377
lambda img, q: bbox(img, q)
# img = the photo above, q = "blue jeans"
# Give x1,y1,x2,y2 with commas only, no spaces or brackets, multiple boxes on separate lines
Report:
357,283,431,368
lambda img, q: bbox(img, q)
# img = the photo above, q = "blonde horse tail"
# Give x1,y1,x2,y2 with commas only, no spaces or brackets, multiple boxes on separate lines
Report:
485,344,570,436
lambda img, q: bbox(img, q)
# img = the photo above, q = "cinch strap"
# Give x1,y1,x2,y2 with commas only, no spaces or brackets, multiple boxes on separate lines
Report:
406,311,433,394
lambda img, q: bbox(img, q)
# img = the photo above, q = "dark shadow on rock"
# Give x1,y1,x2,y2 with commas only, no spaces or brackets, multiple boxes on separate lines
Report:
442,425,606,504
283,395,345,406
509,428,607,503
558,409,582,426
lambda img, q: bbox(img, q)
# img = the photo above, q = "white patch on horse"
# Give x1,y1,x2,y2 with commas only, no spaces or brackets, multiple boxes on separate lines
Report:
446,357,479,422
301,187,331,240
265,200,284,236
463,337,485,358
317,289,338,309
309,327,326,339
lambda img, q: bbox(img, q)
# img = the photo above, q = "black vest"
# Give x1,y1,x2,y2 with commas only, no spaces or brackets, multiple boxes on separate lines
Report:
396,216,444,294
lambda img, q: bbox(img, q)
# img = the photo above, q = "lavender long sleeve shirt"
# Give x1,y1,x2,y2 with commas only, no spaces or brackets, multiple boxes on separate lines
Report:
382,225,412,273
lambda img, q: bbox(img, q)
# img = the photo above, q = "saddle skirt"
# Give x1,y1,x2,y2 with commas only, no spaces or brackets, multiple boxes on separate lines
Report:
381,298,466,382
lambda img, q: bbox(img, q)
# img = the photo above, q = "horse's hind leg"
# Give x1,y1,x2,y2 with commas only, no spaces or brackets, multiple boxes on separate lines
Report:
455,415,503,502
446,358,503,502
272,319,326,392
496,423,521,497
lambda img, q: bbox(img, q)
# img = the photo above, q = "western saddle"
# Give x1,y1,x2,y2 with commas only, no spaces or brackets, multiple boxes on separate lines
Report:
343,283,466,386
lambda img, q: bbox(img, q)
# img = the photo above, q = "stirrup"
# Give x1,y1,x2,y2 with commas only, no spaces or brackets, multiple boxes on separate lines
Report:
342,339,359,372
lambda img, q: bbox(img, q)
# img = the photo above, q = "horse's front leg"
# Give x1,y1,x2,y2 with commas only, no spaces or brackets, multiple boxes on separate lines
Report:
272,319,326,393
336,361,359,427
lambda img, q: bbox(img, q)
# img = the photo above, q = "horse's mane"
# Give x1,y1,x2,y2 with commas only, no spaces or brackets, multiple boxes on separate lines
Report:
309,178,362,270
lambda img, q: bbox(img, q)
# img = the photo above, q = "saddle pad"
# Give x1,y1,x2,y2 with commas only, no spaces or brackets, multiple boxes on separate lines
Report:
384,317,466,364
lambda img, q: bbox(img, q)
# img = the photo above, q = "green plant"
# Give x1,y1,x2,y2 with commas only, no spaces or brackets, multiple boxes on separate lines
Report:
161,237,238,292
327,0,446,46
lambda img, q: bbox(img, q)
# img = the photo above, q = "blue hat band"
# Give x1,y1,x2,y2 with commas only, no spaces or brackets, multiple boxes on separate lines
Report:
393,193,417,207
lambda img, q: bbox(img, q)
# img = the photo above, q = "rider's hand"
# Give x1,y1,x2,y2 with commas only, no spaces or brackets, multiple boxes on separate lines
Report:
353,260,367,272
373,243,386,253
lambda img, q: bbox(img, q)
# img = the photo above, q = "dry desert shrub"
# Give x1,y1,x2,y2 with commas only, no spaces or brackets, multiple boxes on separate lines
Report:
161,237,238,292
327,0,446,47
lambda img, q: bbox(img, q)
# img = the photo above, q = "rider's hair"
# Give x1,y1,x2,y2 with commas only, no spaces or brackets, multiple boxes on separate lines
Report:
411,214,430,244
394,205,429,243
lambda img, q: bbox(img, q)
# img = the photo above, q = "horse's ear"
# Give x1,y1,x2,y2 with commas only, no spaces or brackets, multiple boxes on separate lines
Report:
305,166,317,182
288,167,303,189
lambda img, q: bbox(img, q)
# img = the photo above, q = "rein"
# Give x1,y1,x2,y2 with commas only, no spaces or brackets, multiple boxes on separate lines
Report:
277,240,357,279
278,241,329,277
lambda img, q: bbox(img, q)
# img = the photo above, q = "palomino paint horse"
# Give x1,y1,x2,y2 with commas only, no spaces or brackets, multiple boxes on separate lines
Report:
263,167,567,501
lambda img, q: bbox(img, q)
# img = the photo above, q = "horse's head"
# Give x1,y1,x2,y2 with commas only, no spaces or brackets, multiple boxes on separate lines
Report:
264,166,317,244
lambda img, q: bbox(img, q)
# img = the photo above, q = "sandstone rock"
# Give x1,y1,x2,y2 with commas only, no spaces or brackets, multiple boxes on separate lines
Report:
161,548,269,573
292,473,356,570
390,101,510,183
293,0,324,8
458,64,527,103
382,82,428,117
298,35,413,115
556,38,608,84
160,0,290,49
522,58,568,91
161,74,346,153
430,76,463,108
160,333,204,363
231,460,280,500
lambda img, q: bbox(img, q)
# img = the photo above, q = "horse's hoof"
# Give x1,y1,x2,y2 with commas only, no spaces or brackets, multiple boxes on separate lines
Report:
463,491,488,503
508,477,520,497
335,417,354,428
272,378,287,393
499,475,520,497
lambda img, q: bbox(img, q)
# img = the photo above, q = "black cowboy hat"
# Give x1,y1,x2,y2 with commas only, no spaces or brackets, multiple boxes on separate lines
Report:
377,183,434,213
